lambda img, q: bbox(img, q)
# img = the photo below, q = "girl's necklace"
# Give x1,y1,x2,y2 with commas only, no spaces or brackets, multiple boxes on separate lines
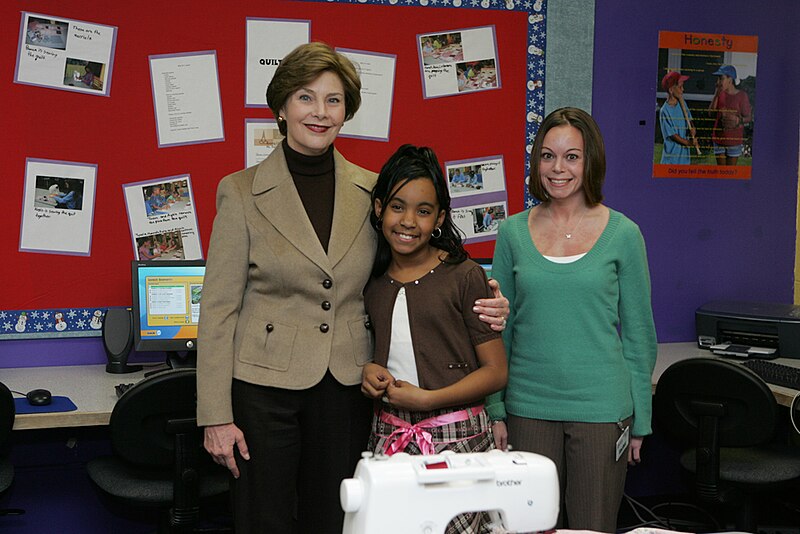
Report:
548,205,588,239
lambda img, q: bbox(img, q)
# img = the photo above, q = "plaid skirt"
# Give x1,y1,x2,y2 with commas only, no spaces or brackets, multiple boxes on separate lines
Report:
368,403,496,534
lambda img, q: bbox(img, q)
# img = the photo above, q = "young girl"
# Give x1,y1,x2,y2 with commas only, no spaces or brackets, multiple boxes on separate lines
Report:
362,144,508,534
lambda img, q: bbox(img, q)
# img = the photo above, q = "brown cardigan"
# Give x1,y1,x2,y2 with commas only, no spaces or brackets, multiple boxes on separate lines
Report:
364,259,501,391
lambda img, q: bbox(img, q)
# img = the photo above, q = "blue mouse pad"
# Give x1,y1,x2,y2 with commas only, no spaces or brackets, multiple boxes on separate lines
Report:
14,396,78,415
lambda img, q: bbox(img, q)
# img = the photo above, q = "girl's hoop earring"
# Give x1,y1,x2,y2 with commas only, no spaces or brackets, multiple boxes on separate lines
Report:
374,218,383,230
431,227,442,238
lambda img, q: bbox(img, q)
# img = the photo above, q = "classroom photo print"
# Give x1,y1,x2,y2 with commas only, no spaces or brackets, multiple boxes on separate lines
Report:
141,179,190,218
420,32,464,65
253,127,282,148
63,58,104,91
136,230,185,261
33,175,84,211
456,58,497,93
472,203,505,235
25,16,69,50
445,155,506,200
448,164,485,193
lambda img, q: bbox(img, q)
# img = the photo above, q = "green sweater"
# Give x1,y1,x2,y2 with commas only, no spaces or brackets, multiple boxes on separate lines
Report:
486,208,657,436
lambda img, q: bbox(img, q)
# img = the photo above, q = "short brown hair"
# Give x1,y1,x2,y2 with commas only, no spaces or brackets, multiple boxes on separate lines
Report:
528,107,606,205
266,42,361,136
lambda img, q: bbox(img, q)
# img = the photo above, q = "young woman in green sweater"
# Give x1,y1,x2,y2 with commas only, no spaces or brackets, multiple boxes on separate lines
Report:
486,107,657,533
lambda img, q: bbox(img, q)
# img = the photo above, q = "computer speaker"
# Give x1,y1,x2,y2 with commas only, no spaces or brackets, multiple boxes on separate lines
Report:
102,308,142,374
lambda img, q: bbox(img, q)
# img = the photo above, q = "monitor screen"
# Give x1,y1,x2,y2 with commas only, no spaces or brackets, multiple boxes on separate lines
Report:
131,259,205,353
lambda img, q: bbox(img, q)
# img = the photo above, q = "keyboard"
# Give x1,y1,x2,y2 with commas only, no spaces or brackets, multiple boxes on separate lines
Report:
742,359,800,390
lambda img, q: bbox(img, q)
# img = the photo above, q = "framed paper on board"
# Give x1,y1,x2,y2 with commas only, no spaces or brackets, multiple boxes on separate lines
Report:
19,158,97,256
14,12,117,97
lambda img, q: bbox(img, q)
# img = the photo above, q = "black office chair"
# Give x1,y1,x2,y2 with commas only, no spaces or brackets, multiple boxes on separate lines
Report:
87,369,230,533
0,381,23,517
654,357,800,531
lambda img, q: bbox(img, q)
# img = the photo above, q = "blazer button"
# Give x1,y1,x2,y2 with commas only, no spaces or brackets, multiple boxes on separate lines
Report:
322,279,333,289
266,323,274,332
321,301,331,311
319,323,330,333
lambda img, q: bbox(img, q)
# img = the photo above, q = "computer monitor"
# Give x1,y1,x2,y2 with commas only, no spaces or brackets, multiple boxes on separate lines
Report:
131,259,205,371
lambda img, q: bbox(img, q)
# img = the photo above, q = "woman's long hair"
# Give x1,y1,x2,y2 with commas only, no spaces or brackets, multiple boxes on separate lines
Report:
370,144,466,277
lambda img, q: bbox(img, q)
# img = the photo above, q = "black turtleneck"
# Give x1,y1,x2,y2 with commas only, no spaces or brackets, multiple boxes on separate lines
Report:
282,139,335,253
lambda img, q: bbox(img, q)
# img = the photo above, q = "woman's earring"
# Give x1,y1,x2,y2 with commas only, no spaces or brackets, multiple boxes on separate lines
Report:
374,218,383,230
431,227,442,238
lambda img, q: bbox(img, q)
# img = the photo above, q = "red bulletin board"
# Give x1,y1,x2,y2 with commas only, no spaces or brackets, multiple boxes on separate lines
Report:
2,0,530,310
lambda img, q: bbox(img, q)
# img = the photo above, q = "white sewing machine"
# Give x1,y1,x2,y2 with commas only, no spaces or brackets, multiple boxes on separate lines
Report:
340,450,559,534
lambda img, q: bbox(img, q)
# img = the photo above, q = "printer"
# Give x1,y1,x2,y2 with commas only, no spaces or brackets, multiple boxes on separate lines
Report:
696,300,800,359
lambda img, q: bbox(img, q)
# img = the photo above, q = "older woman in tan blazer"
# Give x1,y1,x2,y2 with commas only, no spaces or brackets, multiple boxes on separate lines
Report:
197,42,508,534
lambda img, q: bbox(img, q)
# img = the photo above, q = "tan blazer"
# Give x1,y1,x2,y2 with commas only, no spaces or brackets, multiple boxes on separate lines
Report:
197,144,377,426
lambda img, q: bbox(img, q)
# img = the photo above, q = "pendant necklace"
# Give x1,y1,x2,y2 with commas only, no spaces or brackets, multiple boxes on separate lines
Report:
548,205,588,239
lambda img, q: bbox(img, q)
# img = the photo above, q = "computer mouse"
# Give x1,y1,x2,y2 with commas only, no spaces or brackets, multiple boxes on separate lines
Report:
26,388,52,406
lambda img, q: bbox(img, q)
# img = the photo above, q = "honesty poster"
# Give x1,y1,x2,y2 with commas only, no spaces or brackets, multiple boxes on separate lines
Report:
654,31,758,179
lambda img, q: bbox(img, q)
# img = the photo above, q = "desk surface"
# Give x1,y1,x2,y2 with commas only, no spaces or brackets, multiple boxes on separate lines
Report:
3,343,799,430
1,364,149,430
654,342,800,408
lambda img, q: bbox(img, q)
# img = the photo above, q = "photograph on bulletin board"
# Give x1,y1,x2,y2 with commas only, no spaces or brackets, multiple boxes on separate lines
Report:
19,158,97,256
446,155,507,202
245,118,282,168
653,31,757,180
418,25,500,99
452,201,507,244
445,155,508,245
122,175,203,261
14,12,117,97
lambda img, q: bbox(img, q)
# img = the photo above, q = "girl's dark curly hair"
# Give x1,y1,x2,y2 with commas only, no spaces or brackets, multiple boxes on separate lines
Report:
370,144,467,277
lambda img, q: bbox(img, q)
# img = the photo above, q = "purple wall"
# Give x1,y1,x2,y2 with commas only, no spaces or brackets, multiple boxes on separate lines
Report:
0,337,160,369
592,1,800,342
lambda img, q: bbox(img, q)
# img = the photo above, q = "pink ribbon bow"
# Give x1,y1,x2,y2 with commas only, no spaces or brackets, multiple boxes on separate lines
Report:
379,405,484,456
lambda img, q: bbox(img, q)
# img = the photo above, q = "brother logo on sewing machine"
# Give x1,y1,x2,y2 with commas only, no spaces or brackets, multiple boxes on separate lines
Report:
340,450,559,534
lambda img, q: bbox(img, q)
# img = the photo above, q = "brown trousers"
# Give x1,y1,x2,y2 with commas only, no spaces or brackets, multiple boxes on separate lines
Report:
507,415,630,533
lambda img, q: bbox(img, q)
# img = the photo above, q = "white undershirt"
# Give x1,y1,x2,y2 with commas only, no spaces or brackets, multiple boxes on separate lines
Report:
543,252,586,264
386,287,420,386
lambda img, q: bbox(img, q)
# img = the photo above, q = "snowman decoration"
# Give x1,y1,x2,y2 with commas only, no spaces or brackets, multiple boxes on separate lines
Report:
89,310,103,330
55,311,68,332
14,313,28,333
